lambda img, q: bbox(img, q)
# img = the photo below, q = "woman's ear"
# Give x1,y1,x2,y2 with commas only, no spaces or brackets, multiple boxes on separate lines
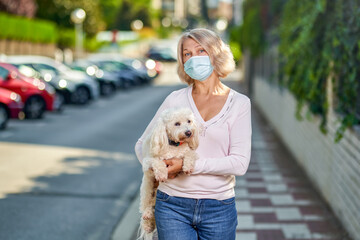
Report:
150,119,168,157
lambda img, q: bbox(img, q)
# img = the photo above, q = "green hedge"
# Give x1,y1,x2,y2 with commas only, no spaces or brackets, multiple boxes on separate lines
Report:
0,12,57,43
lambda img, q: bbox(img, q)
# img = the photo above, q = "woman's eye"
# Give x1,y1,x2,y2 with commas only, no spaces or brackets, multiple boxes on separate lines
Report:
175,122,181,126
199,49,205,53
184,53,190,57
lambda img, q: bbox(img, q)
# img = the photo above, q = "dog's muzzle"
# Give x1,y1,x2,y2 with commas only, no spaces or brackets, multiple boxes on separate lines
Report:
185,130,192,137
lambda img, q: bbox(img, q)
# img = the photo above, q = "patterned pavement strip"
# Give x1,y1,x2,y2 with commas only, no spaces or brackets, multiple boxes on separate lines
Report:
234,105,351,240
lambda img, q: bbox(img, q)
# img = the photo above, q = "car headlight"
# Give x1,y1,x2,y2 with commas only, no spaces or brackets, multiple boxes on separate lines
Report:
44,73,52,82
145,59,156,70
10,92,21,102
58,79,68,88
132,59,142,70
86,66,96,76
95,69,104,78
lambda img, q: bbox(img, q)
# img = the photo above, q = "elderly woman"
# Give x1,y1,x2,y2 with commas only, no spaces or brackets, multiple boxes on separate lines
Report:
135,28,252,240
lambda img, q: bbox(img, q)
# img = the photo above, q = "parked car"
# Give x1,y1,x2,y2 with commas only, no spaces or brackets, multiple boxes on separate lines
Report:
6,56,99,105
0,63,56,119
0,87,23,129
146,47,177,62
12,64,64,112
86,59,137,88
123,57,162,79
88,53,161,82
69,60,117,96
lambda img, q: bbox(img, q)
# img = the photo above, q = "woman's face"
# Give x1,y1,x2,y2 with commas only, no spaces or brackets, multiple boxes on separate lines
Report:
182,38,209,63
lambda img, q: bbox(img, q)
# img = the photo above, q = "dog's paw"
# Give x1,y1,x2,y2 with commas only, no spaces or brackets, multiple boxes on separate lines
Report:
142,208,154,220
182,162,194,175
143,220,156,233
182,167,194,175
154,169,168,182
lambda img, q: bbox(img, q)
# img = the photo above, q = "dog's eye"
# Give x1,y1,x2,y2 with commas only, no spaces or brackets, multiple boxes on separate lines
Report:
175,122,181,126
188,120,191,123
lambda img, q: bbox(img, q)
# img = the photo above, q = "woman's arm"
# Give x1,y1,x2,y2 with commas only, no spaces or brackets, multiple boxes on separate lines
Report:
192,99,252,176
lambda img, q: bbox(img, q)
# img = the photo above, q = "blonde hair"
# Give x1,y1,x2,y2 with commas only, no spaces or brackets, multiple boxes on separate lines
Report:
177,28,235,85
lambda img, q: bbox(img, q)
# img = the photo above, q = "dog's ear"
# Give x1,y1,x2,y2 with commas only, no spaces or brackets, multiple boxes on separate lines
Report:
150,119,168,156
189,121,199,150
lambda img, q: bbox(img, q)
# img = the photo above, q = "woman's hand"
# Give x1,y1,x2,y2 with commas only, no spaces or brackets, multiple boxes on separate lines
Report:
164,158,183,179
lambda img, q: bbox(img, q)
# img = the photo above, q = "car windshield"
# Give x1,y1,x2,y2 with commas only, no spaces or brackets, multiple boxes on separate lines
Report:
32,63,60,75
96,61,124,72
54,61,73,73
0,66,9,79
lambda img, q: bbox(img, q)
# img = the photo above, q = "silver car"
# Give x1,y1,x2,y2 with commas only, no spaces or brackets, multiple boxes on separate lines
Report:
6,55,99,104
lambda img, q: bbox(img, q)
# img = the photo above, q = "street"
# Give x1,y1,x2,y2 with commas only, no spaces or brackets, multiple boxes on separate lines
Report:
0,64,184,240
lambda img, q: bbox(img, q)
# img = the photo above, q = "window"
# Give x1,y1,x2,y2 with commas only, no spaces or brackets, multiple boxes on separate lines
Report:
0,66,9,80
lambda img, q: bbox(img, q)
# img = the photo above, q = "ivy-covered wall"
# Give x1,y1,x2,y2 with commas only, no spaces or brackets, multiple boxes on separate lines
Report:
236,1,360,239
235,0,360,142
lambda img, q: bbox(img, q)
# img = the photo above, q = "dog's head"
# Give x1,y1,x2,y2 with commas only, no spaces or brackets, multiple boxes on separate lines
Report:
150,108,199,156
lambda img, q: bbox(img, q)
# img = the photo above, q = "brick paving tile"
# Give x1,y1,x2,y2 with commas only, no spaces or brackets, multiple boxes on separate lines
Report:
256,230,286,240
307,221,344,234
253,213,278,223
298,206,330,216
249,198,273,207
248,187,268,193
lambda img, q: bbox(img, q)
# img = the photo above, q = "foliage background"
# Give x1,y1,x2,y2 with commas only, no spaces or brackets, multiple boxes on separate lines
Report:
235,0,360,141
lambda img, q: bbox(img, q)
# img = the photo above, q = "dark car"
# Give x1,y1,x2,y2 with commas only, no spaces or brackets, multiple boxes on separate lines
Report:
87,60,137,89
69,60,117,96
146,47,177,62
0,87,23,129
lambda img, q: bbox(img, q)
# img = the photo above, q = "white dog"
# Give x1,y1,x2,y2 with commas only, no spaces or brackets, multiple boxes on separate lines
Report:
138,107,199,240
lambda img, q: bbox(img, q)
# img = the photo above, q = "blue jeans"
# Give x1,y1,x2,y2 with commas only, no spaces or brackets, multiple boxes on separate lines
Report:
155,190,238,240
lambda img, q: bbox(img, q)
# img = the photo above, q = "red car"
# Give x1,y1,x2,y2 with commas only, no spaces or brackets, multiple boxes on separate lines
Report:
0,63,56,119
0,87,23,129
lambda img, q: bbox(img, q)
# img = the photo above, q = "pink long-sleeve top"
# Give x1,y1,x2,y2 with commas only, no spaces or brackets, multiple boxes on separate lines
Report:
135,85,252,200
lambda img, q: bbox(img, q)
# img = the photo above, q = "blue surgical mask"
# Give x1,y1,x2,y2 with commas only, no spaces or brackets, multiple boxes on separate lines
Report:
184,56,213,81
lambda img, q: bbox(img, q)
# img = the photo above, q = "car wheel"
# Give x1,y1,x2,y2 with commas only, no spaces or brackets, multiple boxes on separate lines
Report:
121,80,131,90
101,83,116,96
55,93,65,112
0,104,9,130
72,86,90,104
24,96,46,119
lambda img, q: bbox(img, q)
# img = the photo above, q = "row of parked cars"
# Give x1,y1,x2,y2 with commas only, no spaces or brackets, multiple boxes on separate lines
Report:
0,53,162,130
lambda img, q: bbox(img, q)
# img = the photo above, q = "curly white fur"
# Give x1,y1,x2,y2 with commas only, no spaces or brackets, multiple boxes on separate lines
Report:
138,108,199,240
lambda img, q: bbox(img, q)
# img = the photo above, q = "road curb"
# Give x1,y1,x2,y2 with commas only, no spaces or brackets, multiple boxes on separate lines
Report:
112,192,141,240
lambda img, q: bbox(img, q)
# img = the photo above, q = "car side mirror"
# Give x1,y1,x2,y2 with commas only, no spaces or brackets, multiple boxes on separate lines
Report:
6,71,17,81
5,73,12,81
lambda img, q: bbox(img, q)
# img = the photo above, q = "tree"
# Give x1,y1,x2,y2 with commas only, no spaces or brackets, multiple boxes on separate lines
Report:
98,0,121,30
0,0,37,18
35,0,105,37
114,0,152,30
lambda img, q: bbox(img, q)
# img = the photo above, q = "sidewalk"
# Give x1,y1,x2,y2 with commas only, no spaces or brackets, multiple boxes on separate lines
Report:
234,102,350,240
112,79,350,240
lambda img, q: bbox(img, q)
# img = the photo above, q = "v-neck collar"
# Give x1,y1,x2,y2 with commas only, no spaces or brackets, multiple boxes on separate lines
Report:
187,85,234,125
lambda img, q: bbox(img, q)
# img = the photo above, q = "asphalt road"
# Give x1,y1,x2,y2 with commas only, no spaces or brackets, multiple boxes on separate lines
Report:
0,80,184,240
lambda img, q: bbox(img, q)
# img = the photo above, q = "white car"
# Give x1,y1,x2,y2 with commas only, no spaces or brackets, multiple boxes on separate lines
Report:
6,55,99,104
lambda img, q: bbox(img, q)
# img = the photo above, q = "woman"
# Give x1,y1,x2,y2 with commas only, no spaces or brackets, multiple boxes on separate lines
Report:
135,28,252,240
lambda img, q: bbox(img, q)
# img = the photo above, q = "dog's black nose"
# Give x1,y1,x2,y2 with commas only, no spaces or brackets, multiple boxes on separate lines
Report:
185,130,192,137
